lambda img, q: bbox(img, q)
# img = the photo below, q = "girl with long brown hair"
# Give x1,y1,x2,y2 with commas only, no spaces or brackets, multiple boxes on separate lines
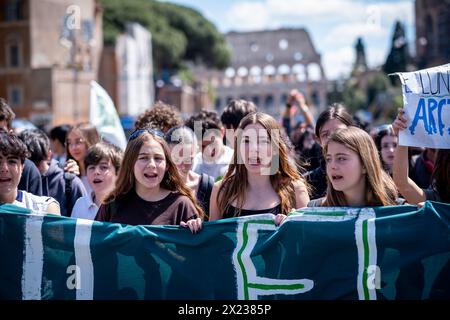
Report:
95,127,204,233
308,126,399,207
207,112,309,222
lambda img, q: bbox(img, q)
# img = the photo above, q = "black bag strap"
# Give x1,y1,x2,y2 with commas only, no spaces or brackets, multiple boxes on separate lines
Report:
198,173,214,206
64,172,75,217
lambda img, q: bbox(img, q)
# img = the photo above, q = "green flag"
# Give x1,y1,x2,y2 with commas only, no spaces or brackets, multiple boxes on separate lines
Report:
0,202,449,300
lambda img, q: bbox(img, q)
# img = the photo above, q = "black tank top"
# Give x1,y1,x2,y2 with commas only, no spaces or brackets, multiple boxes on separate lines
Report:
223,204,281,219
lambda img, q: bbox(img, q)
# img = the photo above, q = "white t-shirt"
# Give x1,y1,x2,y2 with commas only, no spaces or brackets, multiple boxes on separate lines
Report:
13,190,60,214
81,175,93,198
71,192,99,220
192,145,234,180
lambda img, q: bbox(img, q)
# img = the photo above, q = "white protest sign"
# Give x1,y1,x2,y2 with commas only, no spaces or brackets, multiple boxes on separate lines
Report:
395,63,450,149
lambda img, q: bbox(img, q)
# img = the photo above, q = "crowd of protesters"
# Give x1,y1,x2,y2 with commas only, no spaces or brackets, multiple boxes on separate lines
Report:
0,91,448,233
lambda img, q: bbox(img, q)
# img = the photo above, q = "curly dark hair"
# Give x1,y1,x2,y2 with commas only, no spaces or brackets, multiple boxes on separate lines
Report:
185,109,222,137
134,101,183,133
18,129,50,165
0,98,15,129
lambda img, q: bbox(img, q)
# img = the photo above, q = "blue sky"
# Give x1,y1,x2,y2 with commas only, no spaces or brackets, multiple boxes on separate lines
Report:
159,0,415,80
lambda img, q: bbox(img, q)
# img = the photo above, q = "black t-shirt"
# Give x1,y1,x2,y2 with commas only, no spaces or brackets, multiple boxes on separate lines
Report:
95,190,197,226
196,173,214,219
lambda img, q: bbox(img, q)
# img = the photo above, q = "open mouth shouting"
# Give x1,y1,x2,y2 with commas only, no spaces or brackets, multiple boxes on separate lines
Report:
144,172,158,180
0,177,12,183
92,178,104,185
248,157,261,166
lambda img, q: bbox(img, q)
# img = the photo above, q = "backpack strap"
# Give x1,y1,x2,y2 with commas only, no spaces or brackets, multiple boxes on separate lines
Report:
197,173,214,213
64,172,75,217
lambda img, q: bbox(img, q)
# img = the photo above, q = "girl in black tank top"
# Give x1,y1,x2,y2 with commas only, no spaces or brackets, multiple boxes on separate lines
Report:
223,204,282,219
208,112,310,222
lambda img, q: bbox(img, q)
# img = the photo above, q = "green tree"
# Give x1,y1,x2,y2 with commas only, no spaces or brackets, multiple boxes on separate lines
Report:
367,72,390,106
383,21,410,85
101,0,230,74
342,76,367,113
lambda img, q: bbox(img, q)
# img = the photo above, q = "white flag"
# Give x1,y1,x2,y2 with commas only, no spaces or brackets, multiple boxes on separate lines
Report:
89,81,127,150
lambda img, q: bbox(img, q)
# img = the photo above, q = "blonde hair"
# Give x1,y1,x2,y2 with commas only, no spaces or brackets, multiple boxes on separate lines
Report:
105,132,204,218
323,127,398,206
217,112,308,216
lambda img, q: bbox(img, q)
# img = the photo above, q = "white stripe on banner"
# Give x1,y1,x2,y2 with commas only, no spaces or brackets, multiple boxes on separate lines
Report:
355,208,377,300
21,215,44,300
74,219,94,300
367,214,377,300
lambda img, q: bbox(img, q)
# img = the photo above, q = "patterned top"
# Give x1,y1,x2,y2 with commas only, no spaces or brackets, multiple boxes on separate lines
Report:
13,190,60,214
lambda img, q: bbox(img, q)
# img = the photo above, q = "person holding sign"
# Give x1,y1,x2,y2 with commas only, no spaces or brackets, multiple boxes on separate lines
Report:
392,109,450,204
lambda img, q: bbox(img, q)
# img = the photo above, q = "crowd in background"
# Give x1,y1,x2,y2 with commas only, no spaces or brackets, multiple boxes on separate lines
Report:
0,92,448,233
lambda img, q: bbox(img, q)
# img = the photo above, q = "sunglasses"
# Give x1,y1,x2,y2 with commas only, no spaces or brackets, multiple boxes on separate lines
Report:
128,127,165,141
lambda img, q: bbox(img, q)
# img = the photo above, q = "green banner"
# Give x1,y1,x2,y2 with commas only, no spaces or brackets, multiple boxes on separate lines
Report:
0,202,449,300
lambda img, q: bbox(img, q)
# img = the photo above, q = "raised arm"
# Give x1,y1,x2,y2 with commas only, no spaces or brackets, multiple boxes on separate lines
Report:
392,109,426,204
293,91,315,128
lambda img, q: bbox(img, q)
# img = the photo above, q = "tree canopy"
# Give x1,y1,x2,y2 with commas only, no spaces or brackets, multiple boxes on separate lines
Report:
101,0,230,73
383,21,411,85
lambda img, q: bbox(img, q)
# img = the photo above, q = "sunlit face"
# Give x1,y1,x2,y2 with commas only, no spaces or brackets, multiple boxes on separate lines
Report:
319,119,348,147
169,143,196,176
380,135,398,167
66,130,88,162
134,137,167,194
326,141,366,193
0,153,23,197
86,159,117,196
239,123,275,175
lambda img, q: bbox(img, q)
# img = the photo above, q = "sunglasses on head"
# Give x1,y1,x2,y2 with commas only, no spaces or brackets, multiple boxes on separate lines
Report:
128,127,165,141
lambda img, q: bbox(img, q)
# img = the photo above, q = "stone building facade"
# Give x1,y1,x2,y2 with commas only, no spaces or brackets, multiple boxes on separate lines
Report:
196,28,327,117
0,0,102,128
415,0,450,69
98,22,154,118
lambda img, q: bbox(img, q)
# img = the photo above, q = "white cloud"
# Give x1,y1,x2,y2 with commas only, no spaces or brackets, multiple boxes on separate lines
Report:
265,0,365,19
223,0,414,79
323,23,387,47
225,2,271,31
366,46,387,69
376,1,414,28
